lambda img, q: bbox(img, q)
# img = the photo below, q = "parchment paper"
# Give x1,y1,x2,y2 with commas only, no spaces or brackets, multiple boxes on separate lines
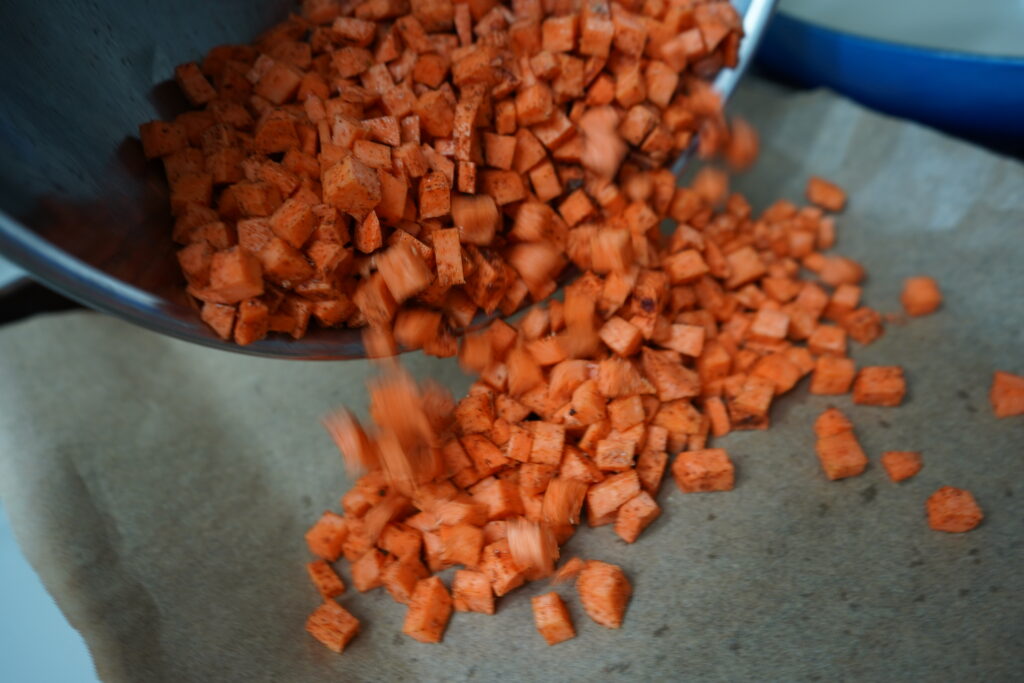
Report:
1,78,1022,682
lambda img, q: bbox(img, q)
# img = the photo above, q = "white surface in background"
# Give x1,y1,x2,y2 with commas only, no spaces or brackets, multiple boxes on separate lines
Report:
1,505,98,683
782,0,1024,57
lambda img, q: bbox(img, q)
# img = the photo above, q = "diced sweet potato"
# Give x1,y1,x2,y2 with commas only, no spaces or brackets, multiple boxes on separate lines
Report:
452,569,495,614
351,548,388,591
586,469,641,518
307,559,346,600
402,576,453,643
532,592,576,645
852,366,906,406
990,370,1024,417
305,510,348,561
815,430,867,480
810,355,856,395
614,491,660,543
806,176,846,212
323,155,382,218
901,276,942,316
926,486,983,533
881,451,923,483
813,407,854,438
480,538,526,596
672,448,734,492
306,600,360,653
576,560,631,629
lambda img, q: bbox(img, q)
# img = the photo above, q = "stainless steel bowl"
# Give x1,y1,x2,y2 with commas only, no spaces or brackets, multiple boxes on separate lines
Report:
0,0,775,359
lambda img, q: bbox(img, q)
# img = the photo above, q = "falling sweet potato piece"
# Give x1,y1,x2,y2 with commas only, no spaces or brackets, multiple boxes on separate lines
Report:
926,487,983,533
576,560,631,629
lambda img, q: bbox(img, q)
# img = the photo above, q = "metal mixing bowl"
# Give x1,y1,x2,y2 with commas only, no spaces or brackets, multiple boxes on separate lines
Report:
0,0,774,359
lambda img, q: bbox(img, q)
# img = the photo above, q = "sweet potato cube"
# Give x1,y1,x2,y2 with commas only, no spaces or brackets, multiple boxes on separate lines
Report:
580,0,615,57
258,237,314,286
516,83,555,126
139,120,188,159
419,171,452,219
233,298,269,345
305,511,348,561
814,407,854,438
642,347,700,402
483,132,517,170
543,15,577,52
841,307,885,345
587,469,641,518
724,246,766,289
808,324,847,356
471,476,524,519
576,560,631,629
403,576,453,643
451,194,499,246
901,276,942,316
853,366,906,406
599,316,643,357
594,434,637,472
815,431,868,480
614,490,660,543
256,62,302,105
530,422,566,466
532,592,576,645
439,523,485,568
307,559,346,599
806,176,847,212
382,557,430,605
480,538,526,596
351,548,388,592
377,242,433,302
306,600,360,653
208,247,264,303
269,198,315,249
479,169,527,205
323,155,381,218
662,323,705,357
663,249,709,284
461,434,509,477
673,448,735,492
379,523,423,560
926,486,983,533
881,451,923,483
635,449,667,494
990,370,1024,417
749,308,789,341
751,353,802,396
452,569,495,614
607,395,645,432
200,302,235,340
175,61,217,105
810,355,856,395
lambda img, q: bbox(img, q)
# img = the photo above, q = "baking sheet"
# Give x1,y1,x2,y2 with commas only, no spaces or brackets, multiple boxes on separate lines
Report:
1,78,1022,682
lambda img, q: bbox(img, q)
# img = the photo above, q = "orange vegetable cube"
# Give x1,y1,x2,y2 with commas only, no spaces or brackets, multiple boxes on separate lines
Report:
139,120,188,159
306,600,360,653
614,491,660,543
810,355,856,395
853,366,906,406
305,511,348,561
382,557,429,605
461,434,509,477
586,469,641,518
599,316,643,357
926,486,983,533
806,175,847,212
439,523,485,568
419,170,452,219
452,569,495,614
635,448,667,494
807,324,847,356
881,451,923,483
323,155,381,219
901,276,942,316
532,592,576,645
307,559,345,600
990,370,1024,417
470,476,524,519
480,538,526,596
813,407,854,438
841,307,885,345
452,194,499,245
576,560,631,628
530,422,567,466
815,431,868,480
594,433,637,472
672,448,735,492
402,576,453,643
351,548,388,592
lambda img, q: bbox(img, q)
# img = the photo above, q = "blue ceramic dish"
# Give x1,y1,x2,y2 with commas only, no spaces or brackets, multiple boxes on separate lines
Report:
757,11,1024,140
